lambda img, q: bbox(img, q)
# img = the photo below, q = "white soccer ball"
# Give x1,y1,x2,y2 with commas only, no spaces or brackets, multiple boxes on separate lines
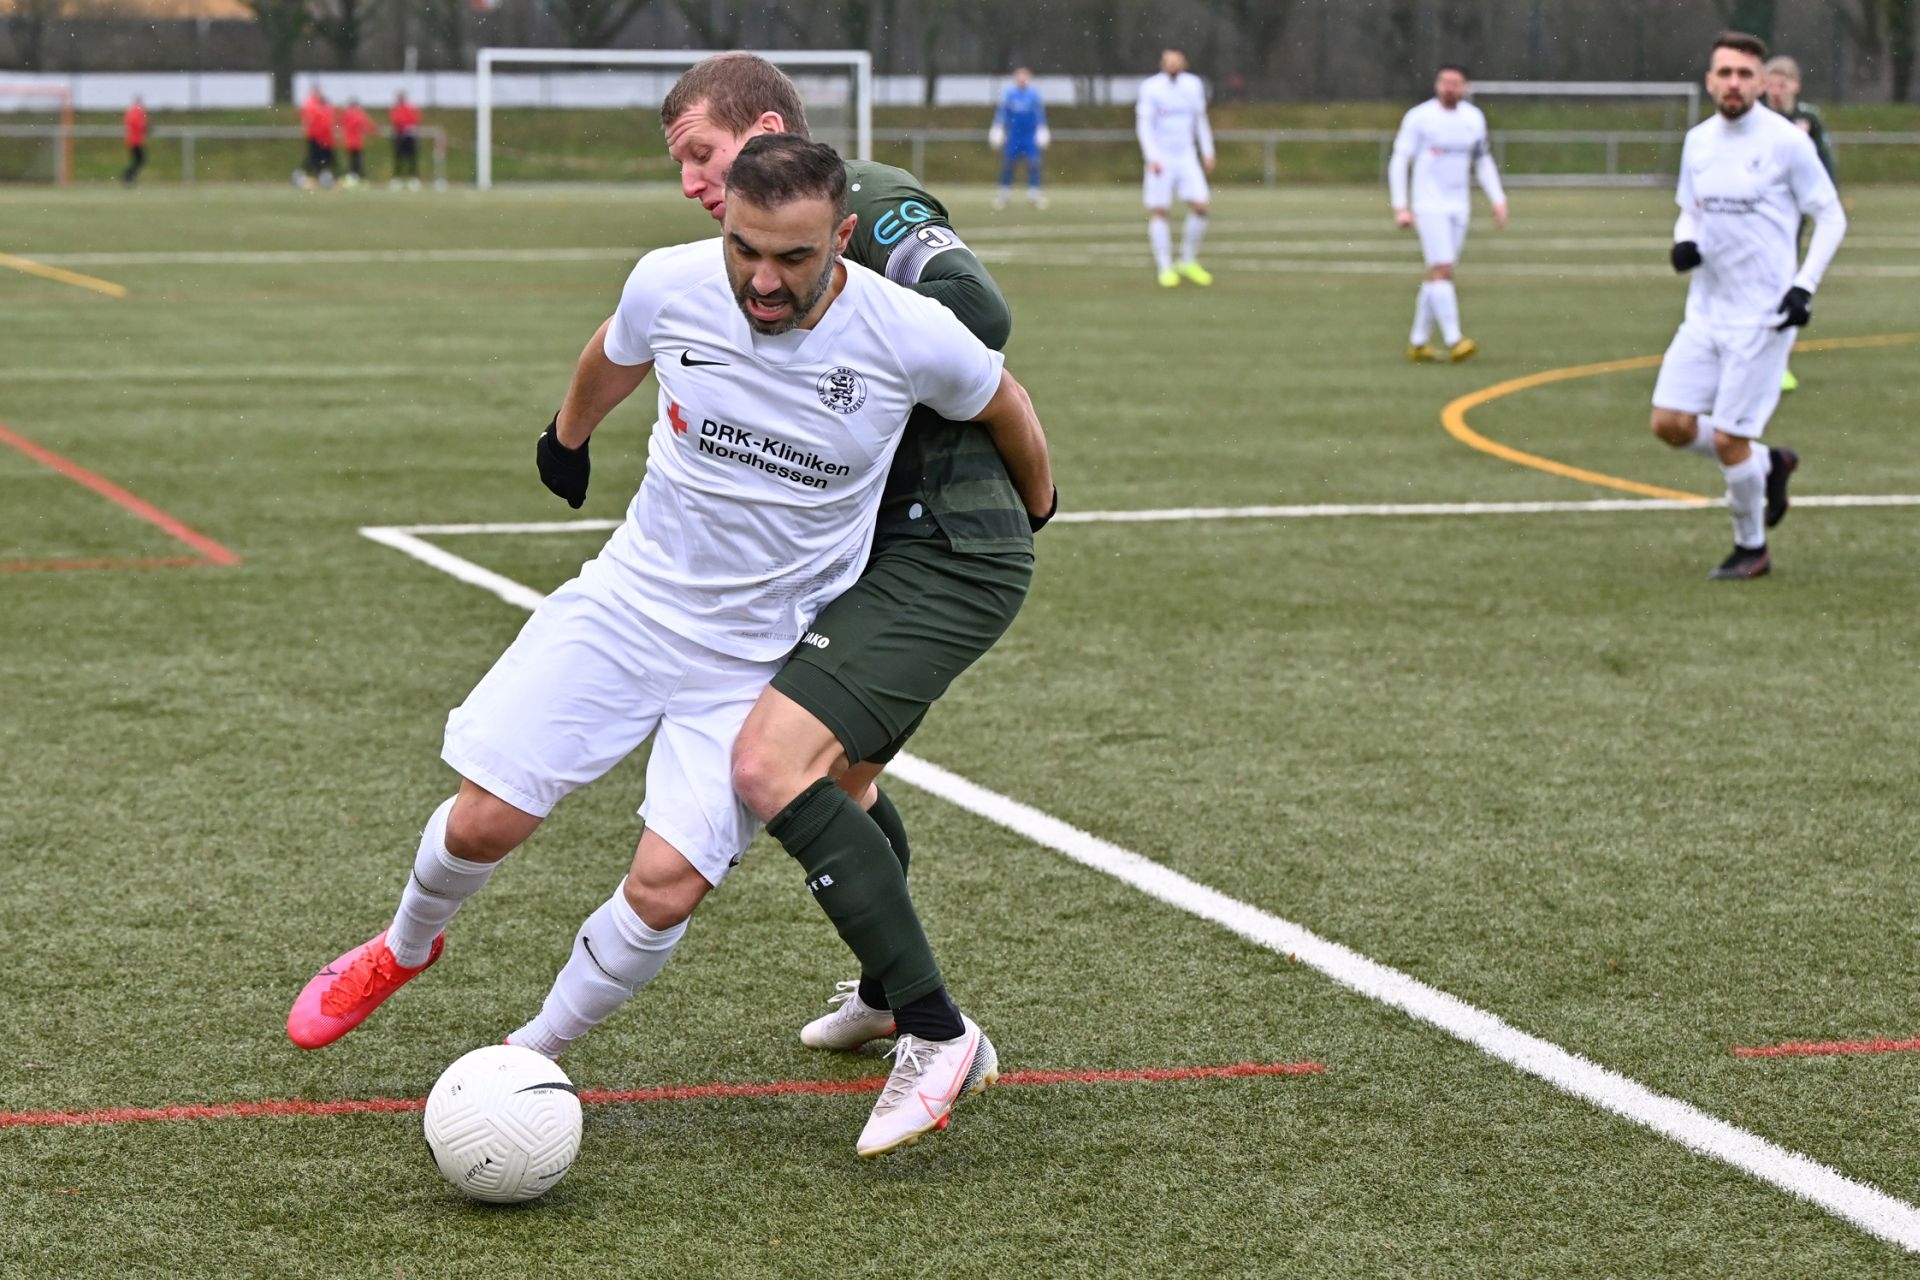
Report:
422,1045,583,1203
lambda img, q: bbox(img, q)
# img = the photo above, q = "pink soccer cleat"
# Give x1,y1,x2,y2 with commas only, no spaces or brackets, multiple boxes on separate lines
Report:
287,929,443,1049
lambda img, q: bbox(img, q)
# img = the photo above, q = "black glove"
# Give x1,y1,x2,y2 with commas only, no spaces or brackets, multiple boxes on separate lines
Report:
1029,487,1058,534
1670,241,1702,273
1775,285,1813,331
536,415,590,509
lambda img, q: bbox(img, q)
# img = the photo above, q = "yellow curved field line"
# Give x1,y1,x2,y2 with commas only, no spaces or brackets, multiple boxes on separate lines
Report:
1439,332,1920,503
0,251,127,298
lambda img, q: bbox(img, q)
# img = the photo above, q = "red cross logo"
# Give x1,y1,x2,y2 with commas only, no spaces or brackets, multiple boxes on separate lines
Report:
668,401,689,435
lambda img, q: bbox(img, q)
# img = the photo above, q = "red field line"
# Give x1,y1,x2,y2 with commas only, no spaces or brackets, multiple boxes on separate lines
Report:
0,1060,1323,1130
0,419,239,568
1733,1036,1920,1059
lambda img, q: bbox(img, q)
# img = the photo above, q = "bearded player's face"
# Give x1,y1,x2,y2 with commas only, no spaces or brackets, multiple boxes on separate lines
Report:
665,101,784,222
721,194,854,335
1707,48,1763,119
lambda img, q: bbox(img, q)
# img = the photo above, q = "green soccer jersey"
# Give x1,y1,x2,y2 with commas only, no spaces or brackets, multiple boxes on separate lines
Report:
841,159,1030,553
1788,101,1837,182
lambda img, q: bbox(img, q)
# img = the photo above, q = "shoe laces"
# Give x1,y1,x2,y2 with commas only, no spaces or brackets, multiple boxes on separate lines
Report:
319,945,398,1017
824,979,861,1011
874,1036,939,1111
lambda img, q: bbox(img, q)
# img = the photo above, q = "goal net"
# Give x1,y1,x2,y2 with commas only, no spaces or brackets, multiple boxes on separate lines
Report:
0,84,73,184
1469,81,1701,187
474,48,872,190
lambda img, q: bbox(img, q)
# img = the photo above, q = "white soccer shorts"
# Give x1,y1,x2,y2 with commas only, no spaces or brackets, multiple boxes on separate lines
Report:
1143,154,1209,209
1414,208,1469,267
1650,320,1796,439
441,561,779,886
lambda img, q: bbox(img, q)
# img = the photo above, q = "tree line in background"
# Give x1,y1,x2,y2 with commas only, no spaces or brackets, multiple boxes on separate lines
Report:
3,0,1914,104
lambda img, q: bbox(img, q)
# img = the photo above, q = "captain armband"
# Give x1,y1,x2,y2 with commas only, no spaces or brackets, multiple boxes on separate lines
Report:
884,224,972,286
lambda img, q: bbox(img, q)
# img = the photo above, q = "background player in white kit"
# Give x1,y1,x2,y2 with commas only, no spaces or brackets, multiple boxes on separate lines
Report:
1389,64,1507,363
288,136,1055,1158
1136,48,1216,288
1650,31,1845,581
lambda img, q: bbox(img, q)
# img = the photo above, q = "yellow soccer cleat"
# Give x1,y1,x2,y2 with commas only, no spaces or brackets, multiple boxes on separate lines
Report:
1176,261,1213,286
1157,268,1180,288
1407,344,1439,363
1781,369,1799,393
1448,338,1478,363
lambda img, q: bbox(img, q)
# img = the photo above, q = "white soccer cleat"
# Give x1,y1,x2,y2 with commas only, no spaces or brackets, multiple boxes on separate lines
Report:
799,979,896,1051
855,1014,998,1158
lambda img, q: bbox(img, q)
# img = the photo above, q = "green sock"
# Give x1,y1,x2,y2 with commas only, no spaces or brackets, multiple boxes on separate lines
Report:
858,788,911,1010
768,778,944,1010
865,787,910,876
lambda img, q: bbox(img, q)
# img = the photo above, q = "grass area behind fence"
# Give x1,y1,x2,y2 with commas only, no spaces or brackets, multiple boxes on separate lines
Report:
12,101,1920,187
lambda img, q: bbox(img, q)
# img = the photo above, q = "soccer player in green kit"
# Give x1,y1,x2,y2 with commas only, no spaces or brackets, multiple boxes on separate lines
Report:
655,53,1053,1154
1764,55,1836,394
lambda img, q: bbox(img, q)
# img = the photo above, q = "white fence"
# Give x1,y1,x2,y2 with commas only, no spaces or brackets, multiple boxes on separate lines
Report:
0,122,448,185
0,70,1142,112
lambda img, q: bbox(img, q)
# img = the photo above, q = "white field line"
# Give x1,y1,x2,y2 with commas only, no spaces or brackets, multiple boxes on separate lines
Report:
882,754,1920,1255
361,520,1920,1254
364,494,1920,542
974,250,1920,281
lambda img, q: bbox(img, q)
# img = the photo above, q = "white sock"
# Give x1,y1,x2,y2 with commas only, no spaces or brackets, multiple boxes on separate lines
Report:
387,797,498,967
1683,423,1719,459
1148,216,1172,273
509,884,687,1060
1721,450,1769,549
1429,280,1463,345
1409,283,1434,346
1180,213,1208,264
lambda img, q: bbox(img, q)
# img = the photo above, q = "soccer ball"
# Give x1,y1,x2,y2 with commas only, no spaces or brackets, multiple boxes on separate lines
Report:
422,1045,583,1203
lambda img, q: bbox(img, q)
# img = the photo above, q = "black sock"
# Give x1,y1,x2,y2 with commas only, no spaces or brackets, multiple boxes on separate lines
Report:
856,787,913,1009
893,985,964,1041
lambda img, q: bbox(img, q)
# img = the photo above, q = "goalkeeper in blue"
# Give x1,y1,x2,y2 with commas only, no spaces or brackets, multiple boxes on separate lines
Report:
991,68,1049,211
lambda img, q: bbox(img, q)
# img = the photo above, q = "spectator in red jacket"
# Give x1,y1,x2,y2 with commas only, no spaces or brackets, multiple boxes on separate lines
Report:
340,99,373,186
121,96,147,185
298,89,337,189
390,91,422,189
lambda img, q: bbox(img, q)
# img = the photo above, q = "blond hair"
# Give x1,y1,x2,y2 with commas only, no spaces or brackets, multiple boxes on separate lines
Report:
1764,56,1802,81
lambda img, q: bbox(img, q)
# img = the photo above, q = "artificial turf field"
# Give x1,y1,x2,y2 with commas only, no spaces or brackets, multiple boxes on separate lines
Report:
3,180,1919,1277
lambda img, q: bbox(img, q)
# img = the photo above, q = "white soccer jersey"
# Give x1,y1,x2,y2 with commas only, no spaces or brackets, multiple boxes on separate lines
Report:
1135,72,1214,166
1674,106,1842,329
1388,98,1505,214
600,239,1005,661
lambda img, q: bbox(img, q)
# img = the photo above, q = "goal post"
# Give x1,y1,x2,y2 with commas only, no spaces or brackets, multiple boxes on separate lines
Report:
474,47,873,190
1469,81,1701,187
0,83,74,185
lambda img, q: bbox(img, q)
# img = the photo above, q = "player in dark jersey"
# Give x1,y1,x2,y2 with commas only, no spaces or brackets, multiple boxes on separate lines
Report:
1764,55,1836,393
616,53,1048,1154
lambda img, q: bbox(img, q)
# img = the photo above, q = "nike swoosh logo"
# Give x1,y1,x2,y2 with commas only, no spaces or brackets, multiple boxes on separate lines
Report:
679,351,728,367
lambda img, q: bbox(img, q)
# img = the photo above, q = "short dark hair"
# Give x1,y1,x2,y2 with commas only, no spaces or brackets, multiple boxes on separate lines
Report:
661,52,811,140
1712,30,1769,62
725,134,847,221
1438,63,1471,79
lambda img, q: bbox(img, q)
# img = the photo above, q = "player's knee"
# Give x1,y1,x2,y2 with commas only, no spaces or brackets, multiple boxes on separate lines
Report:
620,865,700,931
1649,409,1695,447
1427,264,1454,282
445,781,538,862
1712,431,1752,466
1190,203,1209,217
730,735,802,823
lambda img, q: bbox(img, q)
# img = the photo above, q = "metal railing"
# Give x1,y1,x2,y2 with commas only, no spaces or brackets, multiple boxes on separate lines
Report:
0,123,448,186
877,126,1920,187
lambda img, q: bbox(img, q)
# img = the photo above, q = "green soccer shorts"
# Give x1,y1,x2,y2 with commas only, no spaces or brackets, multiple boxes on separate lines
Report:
770,536,1034,765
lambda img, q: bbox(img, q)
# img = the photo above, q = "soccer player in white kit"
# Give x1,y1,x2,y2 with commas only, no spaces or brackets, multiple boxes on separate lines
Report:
1389,64,1508,363
1650,32,1846,581
288,136,1054,1157
1137,48,1216,288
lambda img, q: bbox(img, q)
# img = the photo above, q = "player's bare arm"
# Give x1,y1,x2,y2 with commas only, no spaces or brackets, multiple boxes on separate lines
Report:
970,369,1054,520
557,318,653,447
537,318,654,509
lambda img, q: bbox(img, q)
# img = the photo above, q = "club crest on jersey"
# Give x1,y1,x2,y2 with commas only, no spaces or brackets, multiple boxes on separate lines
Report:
816,367,867,414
